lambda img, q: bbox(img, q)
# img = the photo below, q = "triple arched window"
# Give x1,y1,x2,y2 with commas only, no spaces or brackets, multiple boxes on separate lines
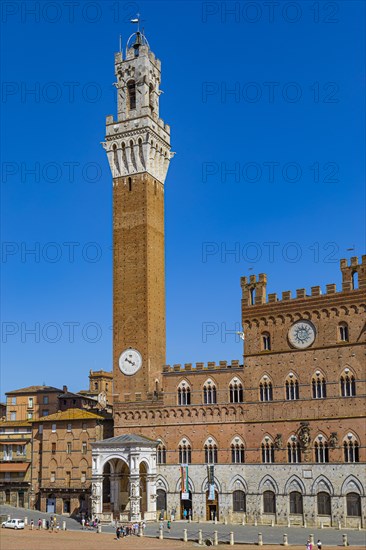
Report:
157,441,167,464
340,369,356,397
204,438,218,464
343,433,360,463
203,380,217,404
287,436,301,463
231,437,245,464
229,379,243,403
314,435,329,463
285,373,299,400
312,371,326,399
261,437,275,463
259,375,273,402
177,382,191,405
178,438,192,464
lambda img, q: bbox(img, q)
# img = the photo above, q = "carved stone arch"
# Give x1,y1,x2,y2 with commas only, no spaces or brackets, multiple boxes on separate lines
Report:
49,458,58,470
185,408,191,417
283,369,300,384
321,308,330,318
349,305,358,314
148,410,155,420
310,367,327,383
285,313,294,323
258,475,279,494
175,475,195,493
284,475,306,495
169,408,177,418
330,307,339,318
231,434,246,447
213,407,221,417
311,475,334,496
221,406,228,416
177,378,191,389
192,408,199,417
127,412,134,421
101,455,129,473
341,429,361,442
199,407,206,417
277,315,285,324
206,407,213,416
203,375,218,388
156,476,169,493
259,317,268,326
339,306,349,316
302,310,311,320
138,458,150,473
228,406,236,416
341,475,364,496
237,406,244,415
251,318,259,327
293,312,302,321
260,371,273,382
268,315,276,325
121,412,127,421
135,411,141,420
339,364,357,377
312,310,321,320
229,475,248,492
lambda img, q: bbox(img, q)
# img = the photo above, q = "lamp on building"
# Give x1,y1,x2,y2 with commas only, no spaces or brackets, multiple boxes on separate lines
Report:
315,371,320,376
345,368,350,374
289,372,294,378
318,435,323,442
291,435,296,442
347,433,353,440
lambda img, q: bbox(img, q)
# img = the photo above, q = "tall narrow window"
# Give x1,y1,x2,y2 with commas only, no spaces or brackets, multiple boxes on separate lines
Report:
229,379,243,403
259,376,273,402
67,442,72,454
339,322,349,342
340,370,356,397
203,380,217,404
285,374,299,400
263,490,276,513
82,442,87,455
51,443,56,455
317,492,331,515
343,433,359,463
262,332,271,351
261,437,275,463
346,493,361,517
233,490,246,512
314,435,329,463
177,382,191,405
127,80,136,111
312,371,326,399
290,491,303,514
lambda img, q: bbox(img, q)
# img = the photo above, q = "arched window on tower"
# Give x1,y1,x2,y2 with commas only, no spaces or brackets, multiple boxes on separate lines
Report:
261,436,275,463
177,381,191,406
340,368,356,397
343,433,360,463
261,332,271,351
203,380,217,404
339,322,349,342
229,378,244,403
157,441,167,464
285,373,299,400
287,435,301,463
231,437,245,464
127,80,136,111
312,371,326,399
259,375,273,402
178,438,191,464
204,437,218,464
314,434,329,463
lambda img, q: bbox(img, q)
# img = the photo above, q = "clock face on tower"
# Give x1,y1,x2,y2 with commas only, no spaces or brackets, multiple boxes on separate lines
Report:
119,348,142,376
288,320,316,349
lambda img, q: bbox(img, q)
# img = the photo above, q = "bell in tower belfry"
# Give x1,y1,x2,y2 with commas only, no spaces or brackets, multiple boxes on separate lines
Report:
102,21,174,410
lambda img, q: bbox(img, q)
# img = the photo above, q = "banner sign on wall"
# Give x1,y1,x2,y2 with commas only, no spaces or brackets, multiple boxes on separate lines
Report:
208,483,215,501
181,465,189,499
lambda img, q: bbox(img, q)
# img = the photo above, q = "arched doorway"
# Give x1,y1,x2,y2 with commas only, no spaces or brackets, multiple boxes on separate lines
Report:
102,458,130,517
206,489,219,521
157,489,167,519
180,490,193,519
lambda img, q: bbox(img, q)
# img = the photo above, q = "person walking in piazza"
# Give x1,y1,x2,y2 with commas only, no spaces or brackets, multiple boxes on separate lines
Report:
183,508,187,521
37,518,42,529
317,540,322,550
307,539,313,550
81,516,85,529
30,519,34,530
167,519,171,531
116,526,121,539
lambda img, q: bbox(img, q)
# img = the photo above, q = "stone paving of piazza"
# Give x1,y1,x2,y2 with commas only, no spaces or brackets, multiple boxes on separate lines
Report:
1,505,365,549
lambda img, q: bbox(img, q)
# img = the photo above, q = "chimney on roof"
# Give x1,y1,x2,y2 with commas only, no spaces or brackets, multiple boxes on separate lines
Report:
63,385,67,393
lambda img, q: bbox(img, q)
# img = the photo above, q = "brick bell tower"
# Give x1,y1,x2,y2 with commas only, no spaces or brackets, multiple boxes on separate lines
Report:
103,28,173,413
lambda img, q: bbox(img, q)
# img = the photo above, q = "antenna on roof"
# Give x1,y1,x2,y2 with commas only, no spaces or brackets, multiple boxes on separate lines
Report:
119,34,122,54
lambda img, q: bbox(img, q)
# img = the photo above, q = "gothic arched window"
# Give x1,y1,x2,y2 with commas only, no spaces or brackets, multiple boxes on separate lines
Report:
340,369,356,397
343,433,360,463
263,490,276,513
177,382,191,406
229,379,243,403
346,493,361,517
287,435,301,463
233,490,246,512
204,438,218,464
259,375,273,402
317,492,331,515
157,441,167,464
261,437,275,463
289,491,303,514
314,435,329,463
178,438,191,464
231,438,245,464
203,380,217,404
312,371,326,399
285,373,299,400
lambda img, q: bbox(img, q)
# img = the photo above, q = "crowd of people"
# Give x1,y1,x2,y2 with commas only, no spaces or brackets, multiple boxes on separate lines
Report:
115,521,145,539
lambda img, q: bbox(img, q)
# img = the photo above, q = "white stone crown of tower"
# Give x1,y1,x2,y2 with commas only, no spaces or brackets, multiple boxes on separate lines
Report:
102,31,174,184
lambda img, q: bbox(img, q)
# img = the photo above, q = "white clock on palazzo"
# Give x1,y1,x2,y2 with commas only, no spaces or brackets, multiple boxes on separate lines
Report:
119,348,142,375
288,320,316,349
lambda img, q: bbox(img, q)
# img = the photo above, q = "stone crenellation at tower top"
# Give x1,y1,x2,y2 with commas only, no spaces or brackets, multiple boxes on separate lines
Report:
241,256,366,308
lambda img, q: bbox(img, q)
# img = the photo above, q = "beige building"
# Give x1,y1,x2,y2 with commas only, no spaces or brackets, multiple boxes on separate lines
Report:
5,385,63,422
31,409,113,515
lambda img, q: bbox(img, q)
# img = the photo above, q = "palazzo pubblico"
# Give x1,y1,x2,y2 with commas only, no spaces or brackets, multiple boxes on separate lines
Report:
90,29,366,528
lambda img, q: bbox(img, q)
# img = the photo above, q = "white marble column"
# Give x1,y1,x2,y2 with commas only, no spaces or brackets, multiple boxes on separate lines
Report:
91,475,103,516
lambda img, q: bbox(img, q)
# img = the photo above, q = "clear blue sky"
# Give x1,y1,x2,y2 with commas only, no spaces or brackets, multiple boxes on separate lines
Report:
1,1,365,398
